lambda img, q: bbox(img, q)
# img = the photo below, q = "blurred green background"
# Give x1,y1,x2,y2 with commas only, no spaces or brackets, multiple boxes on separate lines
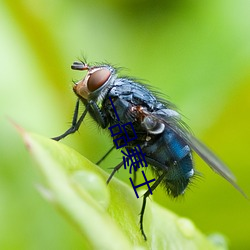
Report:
1,0,250,249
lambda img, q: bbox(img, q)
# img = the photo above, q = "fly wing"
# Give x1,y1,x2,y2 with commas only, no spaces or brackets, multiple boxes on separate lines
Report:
149,109,247,198
171,123,247,198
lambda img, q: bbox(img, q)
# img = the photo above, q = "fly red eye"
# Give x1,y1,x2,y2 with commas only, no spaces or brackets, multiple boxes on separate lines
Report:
87,68,111,92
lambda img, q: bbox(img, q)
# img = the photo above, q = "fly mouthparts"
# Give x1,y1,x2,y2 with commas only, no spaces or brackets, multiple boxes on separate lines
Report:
71,61,89,71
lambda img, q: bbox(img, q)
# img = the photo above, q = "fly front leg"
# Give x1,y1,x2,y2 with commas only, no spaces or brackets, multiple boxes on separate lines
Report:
52,99,89,141
88,100,107,129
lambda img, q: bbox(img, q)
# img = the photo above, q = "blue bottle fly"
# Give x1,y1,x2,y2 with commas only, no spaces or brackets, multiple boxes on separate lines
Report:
52,60,246,240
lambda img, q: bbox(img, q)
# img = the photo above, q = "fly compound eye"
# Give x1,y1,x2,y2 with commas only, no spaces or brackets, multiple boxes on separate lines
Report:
87,68,111,92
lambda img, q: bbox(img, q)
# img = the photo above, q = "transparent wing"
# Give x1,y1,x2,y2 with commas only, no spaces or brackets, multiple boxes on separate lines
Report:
147,109,247,198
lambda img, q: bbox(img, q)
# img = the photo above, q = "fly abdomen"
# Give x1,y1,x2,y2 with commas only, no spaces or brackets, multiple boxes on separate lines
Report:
164,129,194,196
144,128,194,197
166,130,191,161
165,153,193,197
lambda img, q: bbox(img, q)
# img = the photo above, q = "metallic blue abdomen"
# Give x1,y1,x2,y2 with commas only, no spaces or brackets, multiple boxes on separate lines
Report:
143,128,193,197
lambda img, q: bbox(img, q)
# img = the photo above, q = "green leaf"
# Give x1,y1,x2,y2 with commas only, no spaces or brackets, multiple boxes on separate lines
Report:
19,127,226,250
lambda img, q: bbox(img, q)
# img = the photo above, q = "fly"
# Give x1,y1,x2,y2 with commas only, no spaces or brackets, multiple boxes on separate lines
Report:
52,60,247,240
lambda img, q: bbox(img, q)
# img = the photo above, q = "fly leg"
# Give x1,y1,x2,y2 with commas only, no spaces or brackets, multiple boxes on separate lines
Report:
52,99,89,141
98,147,128,184
133,170,137,185
96,146,115,165
106,161,123,184
140,172,167,240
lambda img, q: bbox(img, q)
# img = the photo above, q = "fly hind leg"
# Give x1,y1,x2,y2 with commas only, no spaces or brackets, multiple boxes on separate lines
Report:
139,172,167,240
